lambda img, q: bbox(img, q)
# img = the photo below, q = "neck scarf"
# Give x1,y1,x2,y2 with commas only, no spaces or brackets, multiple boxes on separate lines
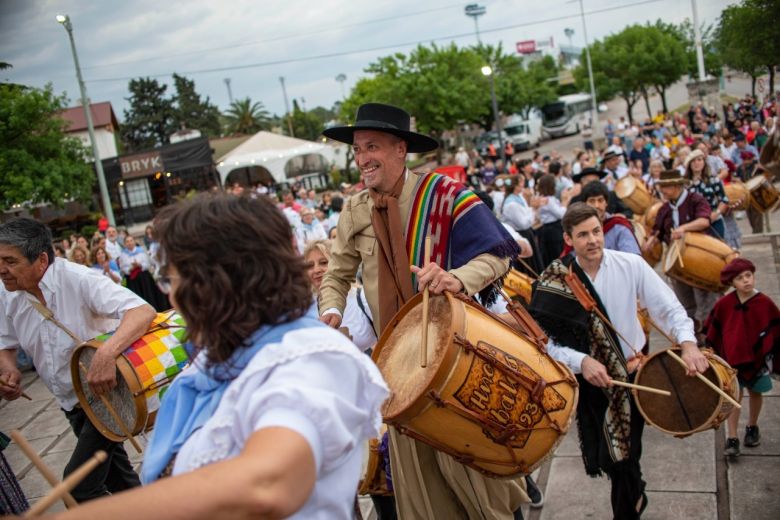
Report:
670,189,688,228
368,172,415,333
141,306,323,483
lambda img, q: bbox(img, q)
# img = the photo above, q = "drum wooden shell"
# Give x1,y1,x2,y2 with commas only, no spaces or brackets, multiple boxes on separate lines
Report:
663,233,739,292
641,201,663,232
71,311,188,442
633,348,738,438
373,292,578,478
745,175,780,213
615,176,655,215
724,181,750,211
632,220,663,267
504,269,533,305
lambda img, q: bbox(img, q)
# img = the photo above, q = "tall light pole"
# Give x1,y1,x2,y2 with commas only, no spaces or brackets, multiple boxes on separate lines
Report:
690,0,707,82
577,0,600,139
279,76,295,137
56,14,115,226
465,4,506,167
224,78,233,104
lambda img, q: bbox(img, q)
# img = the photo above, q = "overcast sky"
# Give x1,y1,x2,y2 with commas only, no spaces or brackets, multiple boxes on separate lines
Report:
1,0,733,121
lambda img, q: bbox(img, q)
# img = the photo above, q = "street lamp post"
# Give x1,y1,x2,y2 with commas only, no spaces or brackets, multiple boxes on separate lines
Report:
465,4,506,167
56,14,115,226
577,0,600,140
335,73,347,100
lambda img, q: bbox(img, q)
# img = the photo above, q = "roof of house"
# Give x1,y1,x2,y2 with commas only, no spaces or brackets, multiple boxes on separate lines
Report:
60,101,119,132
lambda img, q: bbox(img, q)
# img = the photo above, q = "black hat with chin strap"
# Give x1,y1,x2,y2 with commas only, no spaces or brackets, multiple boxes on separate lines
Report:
322,103,439,153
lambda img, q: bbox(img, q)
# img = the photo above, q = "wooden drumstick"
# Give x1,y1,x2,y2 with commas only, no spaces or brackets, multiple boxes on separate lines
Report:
515,256,539,279
0,379,32,401
9,430,78,509
78,362,143,454
610,380,671,396
24,450,107,517
665,349,741,409
421,235,432,368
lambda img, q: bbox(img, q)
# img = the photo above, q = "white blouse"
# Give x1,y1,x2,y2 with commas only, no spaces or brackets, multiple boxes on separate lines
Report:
170,327,389,519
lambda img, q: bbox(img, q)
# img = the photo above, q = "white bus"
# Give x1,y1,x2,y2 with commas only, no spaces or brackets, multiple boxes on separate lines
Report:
541,93,592,138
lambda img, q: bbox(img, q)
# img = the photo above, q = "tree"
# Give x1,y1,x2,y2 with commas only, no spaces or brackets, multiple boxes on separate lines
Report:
0,84,94,209
717,0,780,95
642,24,687,113
223,97,270,135
656,20,722,81
575,25,688,123
171,74,221,137
122,78,176,152
282,99,324,141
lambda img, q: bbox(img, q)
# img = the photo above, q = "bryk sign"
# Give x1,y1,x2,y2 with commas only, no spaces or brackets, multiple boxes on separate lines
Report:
120,151,163,179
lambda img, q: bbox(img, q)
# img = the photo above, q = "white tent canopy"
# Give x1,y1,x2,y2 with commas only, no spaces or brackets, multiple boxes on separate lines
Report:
216,131,338,187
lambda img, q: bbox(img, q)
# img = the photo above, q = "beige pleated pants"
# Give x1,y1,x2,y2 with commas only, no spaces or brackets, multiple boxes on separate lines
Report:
388,428,528,520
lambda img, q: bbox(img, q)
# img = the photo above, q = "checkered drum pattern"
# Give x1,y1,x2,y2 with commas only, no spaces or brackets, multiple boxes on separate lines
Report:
96,311,188,412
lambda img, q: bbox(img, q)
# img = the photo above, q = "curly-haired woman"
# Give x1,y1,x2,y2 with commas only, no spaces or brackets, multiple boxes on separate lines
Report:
52,194,388,520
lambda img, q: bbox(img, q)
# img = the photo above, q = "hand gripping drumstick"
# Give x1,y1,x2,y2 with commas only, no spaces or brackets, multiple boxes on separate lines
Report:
9,430,78,509
665,349,741,409
78,362,144,453
420,235,432,368
609,379,671,396
24,450,108,517
642,316,742,409
0,379,32,401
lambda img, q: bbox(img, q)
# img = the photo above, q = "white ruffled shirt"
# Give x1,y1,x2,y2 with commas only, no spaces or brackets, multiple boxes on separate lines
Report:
169,327,389,519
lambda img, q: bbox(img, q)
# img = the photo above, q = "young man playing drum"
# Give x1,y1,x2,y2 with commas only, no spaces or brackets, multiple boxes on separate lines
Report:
643,169,719,337
319,103,530,519
529,203,708,519
0,218,156,502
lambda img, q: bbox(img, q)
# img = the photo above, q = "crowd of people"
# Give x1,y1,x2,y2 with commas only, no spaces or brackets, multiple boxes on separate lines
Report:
0,98,778,520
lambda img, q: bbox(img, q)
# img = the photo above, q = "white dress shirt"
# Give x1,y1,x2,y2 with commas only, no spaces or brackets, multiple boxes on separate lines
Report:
547,249,697,373
0,259,149,409
105,239,122,263
538,197,566,224
341,287,377,352
170,327,389,520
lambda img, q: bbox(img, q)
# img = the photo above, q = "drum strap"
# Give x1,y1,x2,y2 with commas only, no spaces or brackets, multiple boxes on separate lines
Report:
355,288,375,333
28,299,85,345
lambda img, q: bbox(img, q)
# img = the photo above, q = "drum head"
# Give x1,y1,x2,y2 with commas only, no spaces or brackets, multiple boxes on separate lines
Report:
663,240,679,273
634,350,722,435
374,294,454,419
72,344,144,442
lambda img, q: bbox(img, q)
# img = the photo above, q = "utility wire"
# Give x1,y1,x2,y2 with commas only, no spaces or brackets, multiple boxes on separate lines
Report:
86,0,661,84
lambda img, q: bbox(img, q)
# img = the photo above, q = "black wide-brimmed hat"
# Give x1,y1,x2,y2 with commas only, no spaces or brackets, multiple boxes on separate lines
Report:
572,167,607,184
322,103,439,153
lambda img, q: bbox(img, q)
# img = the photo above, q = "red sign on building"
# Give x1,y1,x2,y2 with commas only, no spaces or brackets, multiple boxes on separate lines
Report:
516,40,536,54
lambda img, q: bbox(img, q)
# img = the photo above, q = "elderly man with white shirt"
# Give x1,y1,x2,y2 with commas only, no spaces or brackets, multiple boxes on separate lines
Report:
529,203,708,520
0,218,156,502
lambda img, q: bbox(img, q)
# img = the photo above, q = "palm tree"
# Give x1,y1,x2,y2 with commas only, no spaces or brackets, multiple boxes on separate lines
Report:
223,98,270,135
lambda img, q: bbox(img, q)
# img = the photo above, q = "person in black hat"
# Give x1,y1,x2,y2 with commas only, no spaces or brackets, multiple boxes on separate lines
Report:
319,103,529,519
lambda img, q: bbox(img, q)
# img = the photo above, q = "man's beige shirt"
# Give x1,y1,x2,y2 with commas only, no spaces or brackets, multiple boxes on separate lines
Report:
319,170,510,333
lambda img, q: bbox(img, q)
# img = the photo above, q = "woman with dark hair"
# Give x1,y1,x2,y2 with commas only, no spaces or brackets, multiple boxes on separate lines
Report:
535,174,569,266
684,149,730,241
500,175,544,274
52,194,388,520
90,246,121,284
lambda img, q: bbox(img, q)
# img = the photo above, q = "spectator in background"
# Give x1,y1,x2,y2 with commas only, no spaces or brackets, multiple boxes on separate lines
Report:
628,137,650,174
90,246,121,284
97,214,109,235
68,245,89,267
119,235,169,311
731,134,759,167
295,207,327,255
104,226,122,261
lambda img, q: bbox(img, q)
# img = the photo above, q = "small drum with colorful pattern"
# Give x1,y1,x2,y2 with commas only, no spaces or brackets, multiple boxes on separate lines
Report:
71,311,188,442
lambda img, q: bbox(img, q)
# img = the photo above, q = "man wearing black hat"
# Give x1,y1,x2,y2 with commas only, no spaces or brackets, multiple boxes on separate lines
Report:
569,167,632,219
319,103,527,519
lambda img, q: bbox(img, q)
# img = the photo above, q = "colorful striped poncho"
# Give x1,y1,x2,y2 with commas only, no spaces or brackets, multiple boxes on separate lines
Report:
405,172,520,304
